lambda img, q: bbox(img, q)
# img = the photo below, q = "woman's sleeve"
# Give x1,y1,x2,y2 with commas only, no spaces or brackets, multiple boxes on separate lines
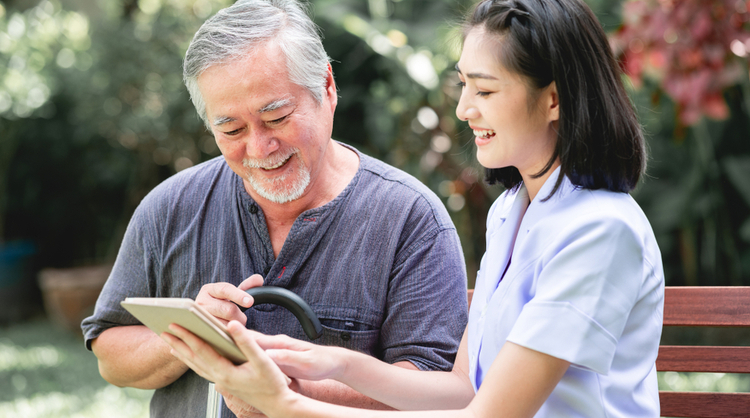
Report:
506,214,645,375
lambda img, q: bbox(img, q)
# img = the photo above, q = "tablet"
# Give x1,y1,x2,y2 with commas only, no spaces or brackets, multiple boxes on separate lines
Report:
121,297,247,364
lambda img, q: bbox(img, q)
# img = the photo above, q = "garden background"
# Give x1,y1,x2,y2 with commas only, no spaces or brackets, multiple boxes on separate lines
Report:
1,0,749,416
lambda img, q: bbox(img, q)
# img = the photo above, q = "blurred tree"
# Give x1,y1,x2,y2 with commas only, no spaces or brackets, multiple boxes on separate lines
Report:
611,0,750,285
4,0,748,288
1,0,494,283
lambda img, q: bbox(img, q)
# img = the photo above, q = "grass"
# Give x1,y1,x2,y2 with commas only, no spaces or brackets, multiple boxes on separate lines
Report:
1,316,749,418
0,316,152,418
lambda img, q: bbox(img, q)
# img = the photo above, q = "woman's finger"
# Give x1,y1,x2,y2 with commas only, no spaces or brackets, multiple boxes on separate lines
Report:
253,333,306,350
165,324,234,379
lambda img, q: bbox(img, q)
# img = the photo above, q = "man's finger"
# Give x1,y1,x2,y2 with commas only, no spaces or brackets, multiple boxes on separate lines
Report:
238,274,264,291
203,282,253,309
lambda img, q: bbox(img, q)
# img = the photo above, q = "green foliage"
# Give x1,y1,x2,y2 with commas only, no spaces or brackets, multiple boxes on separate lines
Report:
1,0,749,286
624,67,750,286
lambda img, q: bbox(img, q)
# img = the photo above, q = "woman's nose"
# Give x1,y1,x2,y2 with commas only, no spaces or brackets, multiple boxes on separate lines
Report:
455,92,479,122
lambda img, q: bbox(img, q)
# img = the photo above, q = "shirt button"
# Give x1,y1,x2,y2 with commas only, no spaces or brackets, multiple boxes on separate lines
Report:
248,204,258,214
340,332,351,341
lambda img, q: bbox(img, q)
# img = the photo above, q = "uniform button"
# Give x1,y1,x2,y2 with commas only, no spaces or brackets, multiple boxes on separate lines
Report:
248,204,258,214
340,332,351,341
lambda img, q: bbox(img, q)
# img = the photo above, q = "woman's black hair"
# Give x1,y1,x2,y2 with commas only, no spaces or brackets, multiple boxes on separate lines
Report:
463,0,646,196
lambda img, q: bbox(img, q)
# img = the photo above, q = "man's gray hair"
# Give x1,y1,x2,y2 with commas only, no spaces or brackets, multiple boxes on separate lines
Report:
183,0,331,127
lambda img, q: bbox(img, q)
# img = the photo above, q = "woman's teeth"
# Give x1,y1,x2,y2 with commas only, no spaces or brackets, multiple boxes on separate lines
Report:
473,129,496,139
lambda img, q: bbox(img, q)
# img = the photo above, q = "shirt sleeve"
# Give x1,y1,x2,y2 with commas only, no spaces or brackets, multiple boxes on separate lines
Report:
80,197,160,350
379,224,469,371
506,214,645,375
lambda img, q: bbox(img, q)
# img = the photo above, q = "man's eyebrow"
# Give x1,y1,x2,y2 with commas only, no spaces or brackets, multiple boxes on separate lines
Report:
258,98,293,114
213,116,236,127
211,98,293,127
455,63,498,80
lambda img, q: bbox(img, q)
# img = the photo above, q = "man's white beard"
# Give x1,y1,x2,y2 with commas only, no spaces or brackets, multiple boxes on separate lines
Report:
243,151,311,204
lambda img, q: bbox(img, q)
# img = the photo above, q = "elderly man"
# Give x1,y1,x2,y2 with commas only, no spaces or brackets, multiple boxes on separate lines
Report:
81,0,468,417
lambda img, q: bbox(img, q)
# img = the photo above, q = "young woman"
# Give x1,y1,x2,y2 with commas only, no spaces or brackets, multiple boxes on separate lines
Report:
163,0,665,416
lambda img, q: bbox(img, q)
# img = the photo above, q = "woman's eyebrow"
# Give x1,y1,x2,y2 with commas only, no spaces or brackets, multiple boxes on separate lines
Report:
455,63,498,80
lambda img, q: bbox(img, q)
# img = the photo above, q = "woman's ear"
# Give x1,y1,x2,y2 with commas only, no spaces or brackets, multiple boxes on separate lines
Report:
546,81,559,122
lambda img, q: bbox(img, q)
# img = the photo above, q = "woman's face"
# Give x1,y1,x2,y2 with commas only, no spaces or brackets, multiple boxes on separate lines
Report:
455,28,559,177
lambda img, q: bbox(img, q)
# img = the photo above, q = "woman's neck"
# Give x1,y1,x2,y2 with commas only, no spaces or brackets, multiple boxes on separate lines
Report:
521,159,560,202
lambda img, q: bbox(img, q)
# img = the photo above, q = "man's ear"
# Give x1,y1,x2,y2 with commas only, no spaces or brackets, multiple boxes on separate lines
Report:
546,81,559,122
325,63,338,111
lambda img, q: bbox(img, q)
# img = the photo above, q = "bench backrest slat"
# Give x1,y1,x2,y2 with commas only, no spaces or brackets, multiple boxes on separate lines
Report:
659,392,750,418
663,287,750,327
657,346,750,373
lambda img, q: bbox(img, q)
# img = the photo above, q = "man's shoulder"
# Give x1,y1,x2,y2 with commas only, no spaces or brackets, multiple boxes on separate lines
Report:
358,153,433,197
144,157,229,200
353,152,453,228
136,156,232,218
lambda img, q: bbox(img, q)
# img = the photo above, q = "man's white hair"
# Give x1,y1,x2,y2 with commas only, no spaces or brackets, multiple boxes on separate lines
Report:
183,0,331,128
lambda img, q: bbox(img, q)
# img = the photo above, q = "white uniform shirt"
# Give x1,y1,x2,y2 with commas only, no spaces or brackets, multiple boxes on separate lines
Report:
468,168,664,417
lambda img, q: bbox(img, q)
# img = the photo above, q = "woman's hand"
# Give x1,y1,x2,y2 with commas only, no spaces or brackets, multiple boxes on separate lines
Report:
255,334,347,381
162,320,295,416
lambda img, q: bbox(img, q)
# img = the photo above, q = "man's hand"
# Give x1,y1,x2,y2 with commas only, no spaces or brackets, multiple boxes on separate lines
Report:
195,274,264,325
222,392,266,418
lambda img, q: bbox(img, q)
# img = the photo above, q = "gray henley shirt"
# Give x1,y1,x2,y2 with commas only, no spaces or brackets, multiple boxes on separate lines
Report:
82,145,468,418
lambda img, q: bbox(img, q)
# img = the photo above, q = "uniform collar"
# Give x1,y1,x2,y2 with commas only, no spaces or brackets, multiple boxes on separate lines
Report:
515,166,576,248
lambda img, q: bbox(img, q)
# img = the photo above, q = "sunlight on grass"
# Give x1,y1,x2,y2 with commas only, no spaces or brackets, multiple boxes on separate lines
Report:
0,317,152,418
0,342,62,371
0,386,151,418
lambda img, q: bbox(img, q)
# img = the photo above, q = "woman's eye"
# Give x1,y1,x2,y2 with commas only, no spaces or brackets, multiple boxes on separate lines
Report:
456,81,466,88
477,91,492,97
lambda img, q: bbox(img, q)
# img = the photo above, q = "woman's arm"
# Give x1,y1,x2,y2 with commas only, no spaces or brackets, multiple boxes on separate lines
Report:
261,328,474,410
464,342,569,418
163,321,474,411
278,341,569,418
165,321,569,418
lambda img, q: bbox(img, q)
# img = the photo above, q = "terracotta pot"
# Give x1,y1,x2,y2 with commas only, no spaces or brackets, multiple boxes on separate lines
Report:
38,264,112,332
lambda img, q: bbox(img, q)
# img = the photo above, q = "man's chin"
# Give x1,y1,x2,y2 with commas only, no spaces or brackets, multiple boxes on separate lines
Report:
246,177,310,204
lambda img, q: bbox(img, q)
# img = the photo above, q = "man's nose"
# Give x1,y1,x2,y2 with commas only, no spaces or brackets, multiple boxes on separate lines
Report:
245,127,280,159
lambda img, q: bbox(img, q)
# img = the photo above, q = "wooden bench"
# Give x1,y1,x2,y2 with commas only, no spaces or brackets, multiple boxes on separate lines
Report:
657,286,750,418
466,286,750,417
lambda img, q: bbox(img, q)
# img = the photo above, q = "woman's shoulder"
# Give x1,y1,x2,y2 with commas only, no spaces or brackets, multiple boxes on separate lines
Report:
536,185,659,259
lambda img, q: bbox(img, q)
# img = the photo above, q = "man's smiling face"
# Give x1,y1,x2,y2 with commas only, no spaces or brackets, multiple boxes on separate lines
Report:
198,41,337,204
